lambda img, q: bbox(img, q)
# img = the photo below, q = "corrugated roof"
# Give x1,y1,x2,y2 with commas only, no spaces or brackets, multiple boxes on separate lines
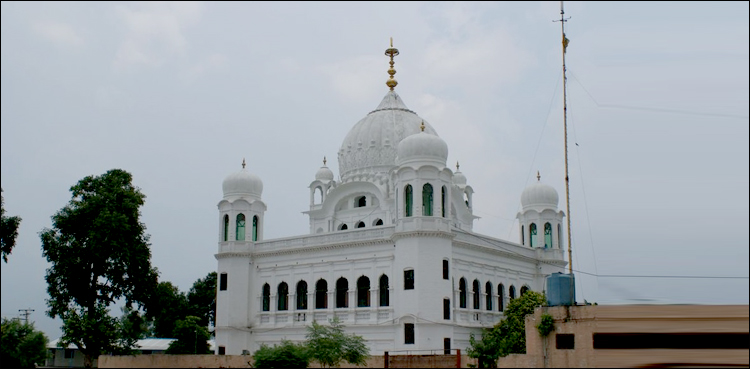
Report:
48,338,216,352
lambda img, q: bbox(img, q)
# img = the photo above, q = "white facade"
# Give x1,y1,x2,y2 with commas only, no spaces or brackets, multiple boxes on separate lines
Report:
214,52,566,356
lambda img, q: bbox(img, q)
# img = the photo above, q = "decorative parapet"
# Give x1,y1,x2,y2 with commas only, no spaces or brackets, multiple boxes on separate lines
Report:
252,226,396,258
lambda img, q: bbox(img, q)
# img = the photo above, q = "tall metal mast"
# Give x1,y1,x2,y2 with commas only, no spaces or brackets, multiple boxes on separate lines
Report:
556,1,573,274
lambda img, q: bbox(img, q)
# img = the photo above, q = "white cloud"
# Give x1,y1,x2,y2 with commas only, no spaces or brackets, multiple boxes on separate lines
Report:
32,21,84,47
113,1,202,69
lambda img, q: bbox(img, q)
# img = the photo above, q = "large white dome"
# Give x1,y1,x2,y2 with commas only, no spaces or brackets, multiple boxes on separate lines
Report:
520,181,559,211
337,91,437,181
222,166,263,200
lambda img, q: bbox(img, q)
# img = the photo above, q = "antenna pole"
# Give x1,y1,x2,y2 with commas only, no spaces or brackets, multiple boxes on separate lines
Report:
557,1,573,275
18,308,34,325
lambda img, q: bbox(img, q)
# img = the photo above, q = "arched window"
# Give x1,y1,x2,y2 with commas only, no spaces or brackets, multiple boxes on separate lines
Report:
521,225,524,245
296,281,308,310
472,279,481,309
262,283,270,312
529,223,537,247
558,224,563,249
339,224,348,231
544,223,552,248
278,282,289,311
356,196,366,208
252,216,259,241
357,276,370,307
315,279,327,309
459,278,467,308
509,285,516,300
498,284,505,312
374,219,383,226
441,186,447,217
223,215,229,242
404,185,413,217
485,281,493,311
356,221,365,228
236,214,246,241
379,274,389,307
520,285,529,296
423,183,433,216
315,187,323,204
335,277,348,308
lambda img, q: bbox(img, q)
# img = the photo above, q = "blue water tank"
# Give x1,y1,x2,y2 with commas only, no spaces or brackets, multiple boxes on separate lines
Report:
546,272,575,306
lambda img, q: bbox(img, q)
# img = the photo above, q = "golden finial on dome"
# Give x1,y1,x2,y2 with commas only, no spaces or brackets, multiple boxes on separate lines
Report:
456,161,460,171
420,120,425,132
242,158,246,169
537,170,541,181
323,156,327,166
384,37,399,91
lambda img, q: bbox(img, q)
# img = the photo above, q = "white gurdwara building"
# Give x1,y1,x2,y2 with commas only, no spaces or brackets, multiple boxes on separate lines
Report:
214,42,566,356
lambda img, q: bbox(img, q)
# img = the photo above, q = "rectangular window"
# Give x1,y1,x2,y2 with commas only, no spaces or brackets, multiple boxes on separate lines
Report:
220,273,228,291
64,349,75,359
443,298,450,320
404,270,414,290
592,333,749,349
218,346,226,355
442,260,449,280
405,323,415,344
556,334,575,349
444,338,451,355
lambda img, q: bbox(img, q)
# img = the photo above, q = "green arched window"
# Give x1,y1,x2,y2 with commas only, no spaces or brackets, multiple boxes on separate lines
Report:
236,214,246,241
544,223,552,248
278,282,289,311
262,283,270,311
529,223,537,247
423,183,433,216
521,225,524,245
405,185,413,217
252,216,258,241
459,278,467,308
379,274,389,307
558,224,563,249
223,215,229,242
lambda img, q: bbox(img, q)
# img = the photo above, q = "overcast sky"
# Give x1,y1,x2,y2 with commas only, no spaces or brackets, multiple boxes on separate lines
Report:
2,1,748,341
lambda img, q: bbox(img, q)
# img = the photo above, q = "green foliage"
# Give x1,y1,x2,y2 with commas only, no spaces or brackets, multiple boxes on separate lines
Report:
148,281,189,338
165,316,212,355
40,169,158,367
1,188,22,263
467,290,546,368
305,317,369,368
187,271,217,330
253,340,309,368
536,314,555,337
1,318,49,368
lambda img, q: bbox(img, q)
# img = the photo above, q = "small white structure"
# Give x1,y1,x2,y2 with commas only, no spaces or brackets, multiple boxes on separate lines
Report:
214,42,566,356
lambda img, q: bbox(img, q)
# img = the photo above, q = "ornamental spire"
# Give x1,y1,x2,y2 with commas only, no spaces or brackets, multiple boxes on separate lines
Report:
385,37,399,91
537,170,541,181
323,156,327,166
242,158,246,169
456,161,460,171
420,120,425,132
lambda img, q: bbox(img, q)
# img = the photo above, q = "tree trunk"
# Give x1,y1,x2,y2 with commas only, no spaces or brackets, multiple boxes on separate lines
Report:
84,353,94,368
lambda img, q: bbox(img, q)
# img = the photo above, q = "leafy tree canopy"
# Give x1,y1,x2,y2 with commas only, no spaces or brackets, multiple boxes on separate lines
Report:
40,169,158,367
1,188,22,262
253,340,309,369
305,317,369,368
468,290,546,368
1,318,49,368
165,316,212,355
148,281,189,338
186,271,217,330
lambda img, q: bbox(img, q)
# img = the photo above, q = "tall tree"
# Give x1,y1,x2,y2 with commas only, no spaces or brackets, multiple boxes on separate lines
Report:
467,290,547,368
148,281,188,338
1,318,49,368
40,169,157,367
186,271,217,330
164,316,212,355
1,188,22,262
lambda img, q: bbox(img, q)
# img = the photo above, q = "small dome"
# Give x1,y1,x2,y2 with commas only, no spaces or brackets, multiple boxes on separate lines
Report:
315,166,334,182
396,123,448,166
453,162,467,186
521,180,559,211
222,162,263,199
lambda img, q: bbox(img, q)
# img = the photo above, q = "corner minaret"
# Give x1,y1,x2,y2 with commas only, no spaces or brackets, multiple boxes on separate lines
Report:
516,171,565,249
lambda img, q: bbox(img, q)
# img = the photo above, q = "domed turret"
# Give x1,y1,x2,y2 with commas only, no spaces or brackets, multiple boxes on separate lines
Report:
315,157,334,182
222,159,263,200
521,173,559,211
453,162,467,187
396,121,448,166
